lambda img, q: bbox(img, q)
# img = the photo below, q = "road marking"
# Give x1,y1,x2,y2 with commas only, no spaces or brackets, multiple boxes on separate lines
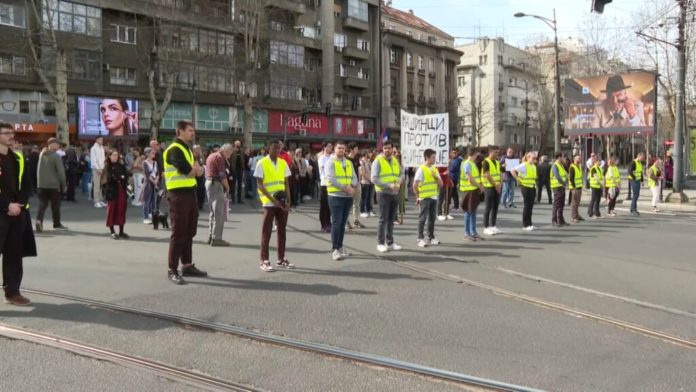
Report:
612,207,677,216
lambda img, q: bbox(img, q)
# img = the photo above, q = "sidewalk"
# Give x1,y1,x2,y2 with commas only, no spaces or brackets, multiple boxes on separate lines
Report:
618,169,696,212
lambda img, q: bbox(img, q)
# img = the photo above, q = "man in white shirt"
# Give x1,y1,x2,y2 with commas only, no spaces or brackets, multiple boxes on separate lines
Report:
413,149,443,247
317,141,333,232
89,136,106,207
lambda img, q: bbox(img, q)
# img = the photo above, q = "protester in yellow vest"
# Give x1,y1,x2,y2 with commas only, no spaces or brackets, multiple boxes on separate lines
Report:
648,158,663,213
628,152,645,216
413,148,443,247
511,151,538,231
568,154,585,223
550,152,569,227
255,140,294,271
460,147,485,240
370,140,404,253
605,156,621,217
325,140,358,261
587,157,604,219
481,146,502,236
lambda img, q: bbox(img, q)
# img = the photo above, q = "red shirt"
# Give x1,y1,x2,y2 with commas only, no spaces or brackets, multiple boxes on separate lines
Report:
279,150,292,166
438,167,452,187
205,152,227,180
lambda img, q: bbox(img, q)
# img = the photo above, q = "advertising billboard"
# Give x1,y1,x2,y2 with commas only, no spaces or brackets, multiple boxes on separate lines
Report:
78,97,139,137
564,72,656,136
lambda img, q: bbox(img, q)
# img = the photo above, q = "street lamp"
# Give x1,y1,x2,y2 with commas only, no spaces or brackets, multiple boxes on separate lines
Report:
515,9,561,154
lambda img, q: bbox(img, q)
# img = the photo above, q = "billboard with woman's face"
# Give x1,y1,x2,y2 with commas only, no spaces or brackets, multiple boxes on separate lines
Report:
78,97,138,137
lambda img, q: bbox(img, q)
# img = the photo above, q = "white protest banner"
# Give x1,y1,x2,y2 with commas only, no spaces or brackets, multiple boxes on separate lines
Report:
400,110,450,168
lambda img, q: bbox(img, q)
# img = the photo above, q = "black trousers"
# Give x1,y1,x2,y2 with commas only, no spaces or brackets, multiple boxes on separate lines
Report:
521,186,536,228
230,170,244,203
36,188,62,226
449,184,460,209
536,180,552,203
167,191,198,271
418,198,437,240
319,186,331,228
65,169,78,201
588,188,602,217
483,188,500,228
0,213,27,297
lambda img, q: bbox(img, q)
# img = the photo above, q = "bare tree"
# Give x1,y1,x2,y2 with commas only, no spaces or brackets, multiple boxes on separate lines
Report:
238,0,266,148
24,0,69,145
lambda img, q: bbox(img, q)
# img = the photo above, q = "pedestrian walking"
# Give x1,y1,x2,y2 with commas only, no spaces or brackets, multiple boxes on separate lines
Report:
64,144,79,202
587,158,604,219
164,120,207,285
460,147,485,240
648,158,663,212
481,146,502,235
205,144,232,247
605,156,621,217
0,123,36,306
536,155,552,204
371,141,404,253
255,141,293,272
142,148,159,224
318,141,333,232
448,148,462,211
500,147,517,208
325,141,358,260
359,151,375,217
229,140,245,205
413,149,443,247
293,148,309,207
103,149,130,239
35,137,68,233
90,136,106,208
628,152,645,216
131,148,145,207
511,152,538,231
568,154,585,223
550,152,569,227
346,143,364,229
79,147,91,198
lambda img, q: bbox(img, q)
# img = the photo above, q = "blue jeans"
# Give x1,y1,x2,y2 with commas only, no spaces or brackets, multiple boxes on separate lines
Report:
630,180,641,212
81,171,92,195
360,184,374,213
500,176,516,206
328,196,352,250
143,185,157,219
464,209,478,236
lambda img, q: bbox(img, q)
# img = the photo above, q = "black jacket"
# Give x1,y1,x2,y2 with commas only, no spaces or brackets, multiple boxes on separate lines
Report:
537,162,552,183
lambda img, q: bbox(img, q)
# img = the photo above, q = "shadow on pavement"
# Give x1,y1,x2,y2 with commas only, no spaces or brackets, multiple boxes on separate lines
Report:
285,267,431,281
187,276,377,296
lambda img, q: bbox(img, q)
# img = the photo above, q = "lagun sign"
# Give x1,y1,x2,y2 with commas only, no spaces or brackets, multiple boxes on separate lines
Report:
400,110,450,168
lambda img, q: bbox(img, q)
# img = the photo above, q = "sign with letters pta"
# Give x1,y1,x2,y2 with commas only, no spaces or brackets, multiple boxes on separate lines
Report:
400,110,450,168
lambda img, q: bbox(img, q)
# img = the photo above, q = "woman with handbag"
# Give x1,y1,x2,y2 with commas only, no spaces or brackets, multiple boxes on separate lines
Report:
103,149,131,239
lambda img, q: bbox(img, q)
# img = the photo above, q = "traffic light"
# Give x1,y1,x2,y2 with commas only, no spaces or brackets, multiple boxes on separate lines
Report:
592,0,612,13
301,111,308,123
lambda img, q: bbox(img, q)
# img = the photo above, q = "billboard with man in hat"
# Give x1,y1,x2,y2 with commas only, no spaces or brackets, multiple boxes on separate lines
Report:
564,72,656,136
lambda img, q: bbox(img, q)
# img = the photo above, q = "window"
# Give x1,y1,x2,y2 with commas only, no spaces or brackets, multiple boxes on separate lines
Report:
270,20,284,32
389,48,396,64
457,76,465,86
512,134,519,143
0,54,26,76
43,1,101,37
270,40,304,68
239,81,257,97
356,38,369,51
346,0,368,22
428,85,434,98
418,55,424,70
194,65,234,93
478,55,487,65
406,30,412,36
428,57,434,71
498,55,503,65
305,57,320,72
110,24,136,44
110,66,136,86
407,52,413,67
334,33,347,49
511,97,517,107
19,100,29,114
357,67,368,80
339,63,347,77
42,101,56,116
268,74,302,101
0,3,26,28
70,49,100,80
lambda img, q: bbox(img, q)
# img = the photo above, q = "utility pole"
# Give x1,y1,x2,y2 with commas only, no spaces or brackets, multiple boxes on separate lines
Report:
552,8,562,154
524,80,529,153
666,0,689,202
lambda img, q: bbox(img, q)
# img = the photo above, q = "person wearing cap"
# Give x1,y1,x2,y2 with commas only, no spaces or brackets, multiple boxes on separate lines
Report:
592,75,646,129
35,137,68,232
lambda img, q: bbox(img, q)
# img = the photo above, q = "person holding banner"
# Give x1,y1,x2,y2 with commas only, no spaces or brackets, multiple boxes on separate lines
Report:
481,146,502,236
413,149,443,248
511,152,539,231
460,148,484,241
371,141,404,253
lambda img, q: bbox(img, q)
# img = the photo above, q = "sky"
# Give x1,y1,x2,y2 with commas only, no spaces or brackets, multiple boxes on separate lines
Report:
387,0,654,48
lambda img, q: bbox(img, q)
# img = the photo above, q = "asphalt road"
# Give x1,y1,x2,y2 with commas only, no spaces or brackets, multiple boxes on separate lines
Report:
1,191,695,391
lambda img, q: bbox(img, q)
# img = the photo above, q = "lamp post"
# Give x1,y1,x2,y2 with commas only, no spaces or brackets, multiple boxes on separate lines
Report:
515,9,561,154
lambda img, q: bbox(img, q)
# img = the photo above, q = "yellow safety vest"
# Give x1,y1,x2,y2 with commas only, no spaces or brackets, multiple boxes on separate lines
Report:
589,166,603,189
163,141,196,190
327,159,354,194
9,150,29,209
519,163,537,188
569,163,583,189
375,156,400,192
482,158,501,188
630,159,643,181
418,164,438,199
459,159,480,192
550,162,567,189
257,156,288,205
605,165,620,189
648,165,660,188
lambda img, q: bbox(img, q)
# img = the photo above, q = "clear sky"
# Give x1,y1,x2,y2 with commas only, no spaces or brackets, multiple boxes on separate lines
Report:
387,0,649,47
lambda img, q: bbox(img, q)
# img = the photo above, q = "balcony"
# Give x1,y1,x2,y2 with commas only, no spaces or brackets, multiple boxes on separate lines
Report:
417,95,426,106
428,71,436,78
418,68,425,76
343,76,369,89
407,93,415,106
343,17,369,32
427,98,437,109
407,66,415,74
266,0,305,13
343,46,370,61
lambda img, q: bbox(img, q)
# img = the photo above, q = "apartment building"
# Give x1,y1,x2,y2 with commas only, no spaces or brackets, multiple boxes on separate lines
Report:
0,0,381,147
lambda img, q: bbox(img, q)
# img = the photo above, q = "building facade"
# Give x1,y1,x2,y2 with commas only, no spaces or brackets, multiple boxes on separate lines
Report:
0,0,382,147
380,4,461,145
455,38,543,152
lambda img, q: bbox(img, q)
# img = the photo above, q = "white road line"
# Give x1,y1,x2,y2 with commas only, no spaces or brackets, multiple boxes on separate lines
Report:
611,207,677,216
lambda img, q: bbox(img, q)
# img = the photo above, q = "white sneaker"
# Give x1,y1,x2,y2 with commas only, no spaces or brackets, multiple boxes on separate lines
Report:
531,225,539,231
339,247,351,257
483,227,495,236
143,219,152,224
377,244,389,253
360,213,369,218
429,238,440,245
446,215,455,220
492,226,502,234
437,215,446,221
390,243,402,251
417,239,428,248
332,249,343,261
369,212,376,217
522,226,534,232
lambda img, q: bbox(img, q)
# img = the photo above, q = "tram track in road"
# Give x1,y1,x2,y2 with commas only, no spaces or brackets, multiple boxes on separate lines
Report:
20,288,540,392
289,209,696,351
0,322,260,392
